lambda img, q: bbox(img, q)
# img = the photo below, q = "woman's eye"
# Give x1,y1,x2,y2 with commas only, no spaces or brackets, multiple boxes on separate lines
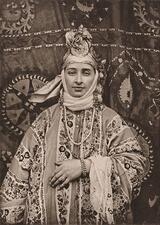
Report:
83,72,90,76
68,71,76,75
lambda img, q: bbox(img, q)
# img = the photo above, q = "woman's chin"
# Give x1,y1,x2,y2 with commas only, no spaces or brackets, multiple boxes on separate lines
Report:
70,91,85,98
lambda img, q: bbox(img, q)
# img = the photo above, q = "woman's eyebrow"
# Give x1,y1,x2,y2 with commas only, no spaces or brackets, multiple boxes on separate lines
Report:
82,68,91,71
66,68,77,71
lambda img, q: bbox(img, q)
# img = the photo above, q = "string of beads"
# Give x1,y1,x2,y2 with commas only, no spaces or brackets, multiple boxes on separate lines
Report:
62,105,96,146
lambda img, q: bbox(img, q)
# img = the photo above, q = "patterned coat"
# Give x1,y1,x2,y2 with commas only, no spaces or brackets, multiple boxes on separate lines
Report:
0,103,148,225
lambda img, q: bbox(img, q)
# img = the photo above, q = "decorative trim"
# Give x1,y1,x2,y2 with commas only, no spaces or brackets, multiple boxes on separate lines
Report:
0,170,28,201
0,205,25,224
126,120,154,181
56,108,72,225
3,43,160,54
107,50,160,91
25,116,49,225
1,27,160,38
118,75,134,110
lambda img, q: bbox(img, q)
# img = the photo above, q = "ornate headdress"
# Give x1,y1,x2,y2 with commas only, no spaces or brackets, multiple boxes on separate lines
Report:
63,25,98,69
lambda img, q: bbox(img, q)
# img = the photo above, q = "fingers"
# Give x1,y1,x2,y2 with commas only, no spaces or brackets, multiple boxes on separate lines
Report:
53,174,67,187
59,178,70,189
49,160,72,189
50,170,63,186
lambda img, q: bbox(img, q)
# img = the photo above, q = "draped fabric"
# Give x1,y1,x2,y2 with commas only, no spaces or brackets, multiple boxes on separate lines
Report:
0,104,147,224
0,0,160,223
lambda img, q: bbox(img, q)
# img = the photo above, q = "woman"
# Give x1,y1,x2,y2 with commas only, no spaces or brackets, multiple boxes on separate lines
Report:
0,26,148,225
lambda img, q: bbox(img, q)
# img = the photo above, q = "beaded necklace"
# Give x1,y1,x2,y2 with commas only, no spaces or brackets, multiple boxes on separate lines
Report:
62,105,96,146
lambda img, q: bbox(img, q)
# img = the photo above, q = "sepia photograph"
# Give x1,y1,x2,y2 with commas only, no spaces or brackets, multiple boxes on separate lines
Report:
0,0,160,224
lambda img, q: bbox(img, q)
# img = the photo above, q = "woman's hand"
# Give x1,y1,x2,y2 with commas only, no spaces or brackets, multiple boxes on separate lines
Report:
50,159,81,189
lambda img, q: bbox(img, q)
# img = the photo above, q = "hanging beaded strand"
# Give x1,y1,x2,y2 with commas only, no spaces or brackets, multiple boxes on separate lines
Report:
62,105,96,146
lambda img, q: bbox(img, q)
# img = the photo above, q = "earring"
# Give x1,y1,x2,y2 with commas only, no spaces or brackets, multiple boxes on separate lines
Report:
59,89,64,107
93,84,103,108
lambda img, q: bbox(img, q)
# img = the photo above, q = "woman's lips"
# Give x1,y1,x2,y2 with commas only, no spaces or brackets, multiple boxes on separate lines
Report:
72,86,84,91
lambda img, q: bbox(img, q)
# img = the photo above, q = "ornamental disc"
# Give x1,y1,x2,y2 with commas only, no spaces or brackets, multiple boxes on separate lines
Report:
1,74,48,135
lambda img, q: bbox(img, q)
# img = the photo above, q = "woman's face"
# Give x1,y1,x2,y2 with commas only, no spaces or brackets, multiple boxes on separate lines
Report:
64,62,95,98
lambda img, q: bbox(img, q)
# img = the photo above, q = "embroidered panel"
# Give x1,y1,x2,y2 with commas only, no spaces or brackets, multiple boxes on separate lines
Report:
105,115,128,147
81,177,98,225
0,206,25,224
82,108,103,158
14,144,33,170
111,171,129,224
25,111,50,225
56,108,72,225
109,137,142,155
26,148,47,225
31,109,51,142
116,157,143,188
0,170,28,202
79,107,103,224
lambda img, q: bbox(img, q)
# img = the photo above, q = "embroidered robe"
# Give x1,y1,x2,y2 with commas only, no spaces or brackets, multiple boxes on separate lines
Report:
0,104,148,225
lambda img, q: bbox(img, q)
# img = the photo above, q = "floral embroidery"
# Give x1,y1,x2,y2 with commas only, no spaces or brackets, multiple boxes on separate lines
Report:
56,188,71,224
111,172,129,223
81,177,98,225
82,108,102,158
25,110,51,225
26,145,44,225
79,108,103,224
109,137,142,155
0,170,28,201
56,108,72,225
15,144,33,170
31,109,52,142
0,206,25,224
117,157,143,188
106,115,128,147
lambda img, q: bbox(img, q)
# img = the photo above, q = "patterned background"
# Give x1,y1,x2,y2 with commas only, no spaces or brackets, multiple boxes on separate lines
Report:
0,0,160,223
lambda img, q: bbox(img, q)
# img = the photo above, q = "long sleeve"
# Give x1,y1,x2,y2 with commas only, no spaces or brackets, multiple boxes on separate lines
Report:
0,128,34,224
89,112,148,224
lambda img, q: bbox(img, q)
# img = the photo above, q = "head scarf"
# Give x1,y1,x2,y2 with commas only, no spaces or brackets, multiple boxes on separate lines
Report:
29,68,99,111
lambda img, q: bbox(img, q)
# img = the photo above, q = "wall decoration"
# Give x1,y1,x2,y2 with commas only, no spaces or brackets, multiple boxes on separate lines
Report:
148,91,160,127
1,74,48,135
133,0,160,35
0,0,36,34
2,42,160,54
0,150,13,169
1,27,160,39
118,74,134,110
107,50,160,92
60,0,110,27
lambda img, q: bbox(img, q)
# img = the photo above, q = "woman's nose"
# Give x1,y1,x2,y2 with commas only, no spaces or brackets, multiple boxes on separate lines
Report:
75,72,82,84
